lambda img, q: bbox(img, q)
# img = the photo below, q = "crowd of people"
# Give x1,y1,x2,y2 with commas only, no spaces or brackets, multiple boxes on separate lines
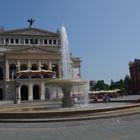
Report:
71,90,126,104
89,91,125,103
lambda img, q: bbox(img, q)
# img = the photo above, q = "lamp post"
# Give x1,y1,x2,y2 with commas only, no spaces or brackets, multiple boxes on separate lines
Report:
15,78,20,104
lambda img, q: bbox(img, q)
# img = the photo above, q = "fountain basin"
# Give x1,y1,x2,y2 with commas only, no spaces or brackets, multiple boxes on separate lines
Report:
0,102,140,122
47,78,87,108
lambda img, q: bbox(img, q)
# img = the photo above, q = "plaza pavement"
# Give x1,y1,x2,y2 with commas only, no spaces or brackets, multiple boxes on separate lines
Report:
0,95,140,139
0,113,140,140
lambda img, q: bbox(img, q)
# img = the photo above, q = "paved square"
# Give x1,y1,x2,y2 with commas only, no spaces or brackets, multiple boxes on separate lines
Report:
0,113,140,140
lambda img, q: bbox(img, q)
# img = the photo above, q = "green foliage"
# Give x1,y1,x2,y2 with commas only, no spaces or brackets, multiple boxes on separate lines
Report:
110,79,125,91
90,79,127,92
92,80,109,91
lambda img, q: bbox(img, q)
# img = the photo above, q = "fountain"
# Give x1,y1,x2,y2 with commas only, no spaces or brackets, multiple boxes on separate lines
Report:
47,25,87,108
60,25,72,79
0,26,138,122
47,79,87,107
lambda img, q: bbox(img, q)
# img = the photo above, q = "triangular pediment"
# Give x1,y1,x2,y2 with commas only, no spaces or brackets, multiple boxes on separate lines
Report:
2,27,58,36
7,46,58,54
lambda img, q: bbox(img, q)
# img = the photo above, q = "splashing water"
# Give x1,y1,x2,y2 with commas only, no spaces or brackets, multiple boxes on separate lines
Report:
60,25,72,78
47,25,88,108
59,25,89,107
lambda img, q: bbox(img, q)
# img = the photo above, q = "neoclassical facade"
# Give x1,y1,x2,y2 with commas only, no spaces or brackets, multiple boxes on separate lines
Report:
0,23,81,102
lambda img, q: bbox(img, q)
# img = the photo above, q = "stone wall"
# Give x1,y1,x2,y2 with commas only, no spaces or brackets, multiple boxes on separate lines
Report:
5,81,16,100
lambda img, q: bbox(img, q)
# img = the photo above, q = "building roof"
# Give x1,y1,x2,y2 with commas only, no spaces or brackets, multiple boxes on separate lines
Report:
0,27,59,37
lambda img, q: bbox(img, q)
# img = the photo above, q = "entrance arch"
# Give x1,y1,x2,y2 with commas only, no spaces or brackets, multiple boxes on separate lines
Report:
33,85,40,100
41,64,48,70
0,67,3,80
20,64,27,71
21,85,28,100
45,87,50,99
31,64,38,70
0,88,3,100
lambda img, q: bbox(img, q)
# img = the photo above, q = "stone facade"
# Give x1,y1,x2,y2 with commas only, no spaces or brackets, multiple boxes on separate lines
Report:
0,25,81,102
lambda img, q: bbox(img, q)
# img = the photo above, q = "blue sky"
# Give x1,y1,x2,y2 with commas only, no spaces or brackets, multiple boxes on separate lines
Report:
0,0,140,83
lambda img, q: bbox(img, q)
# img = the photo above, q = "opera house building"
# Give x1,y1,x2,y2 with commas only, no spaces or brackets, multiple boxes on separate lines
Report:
0,21,81,103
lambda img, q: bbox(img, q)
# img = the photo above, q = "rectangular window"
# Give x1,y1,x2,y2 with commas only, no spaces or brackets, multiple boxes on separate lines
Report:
10,38,14,44
15,39,19,44
5,38,9,45
5,38,9,43
44,39,47,44
30,39,34,44
49,39,52,45
53,40,56,45
25,39,29,44
35,39,38,44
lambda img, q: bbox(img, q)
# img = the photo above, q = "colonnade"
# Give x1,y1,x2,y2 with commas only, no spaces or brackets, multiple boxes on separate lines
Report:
5,59,61,80
16,82,46,103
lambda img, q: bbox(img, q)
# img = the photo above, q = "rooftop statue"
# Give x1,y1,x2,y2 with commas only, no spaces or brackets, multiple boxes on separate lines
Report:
27,18,34,28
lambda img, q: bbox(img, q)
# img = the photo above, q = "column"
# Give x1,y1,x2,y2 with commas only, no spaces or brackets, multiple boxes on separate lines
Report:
5,60,9,80
28,60,31,69
16,60,20,78
39,60,43,78
49,60,52,70
39,60,42,70
50,88,53,100
28,60,31,78
3,38,5,45
17,86,21,104
28,82,33,101
17,60,20,67
40,82,45,100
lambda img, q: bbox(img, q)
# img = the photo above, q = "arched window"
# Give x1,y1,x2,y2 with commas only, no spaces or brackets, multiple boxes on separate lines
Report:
31,64,40,78
0,67,3,80
41,64,48,70
20,64,28,79
9,64,16,79
41,64,51,78
31,64,38,70
20,64,27,71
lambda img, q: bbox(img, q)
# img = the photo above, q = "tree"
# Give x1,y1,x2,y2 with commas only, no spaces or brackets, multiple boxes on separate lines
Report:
110,79,116,90
92,80,109,91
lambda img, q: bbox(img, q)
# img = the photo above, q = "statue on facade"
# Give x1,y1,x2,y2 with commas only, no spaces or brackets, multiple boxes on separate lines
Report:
27,18,34,28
